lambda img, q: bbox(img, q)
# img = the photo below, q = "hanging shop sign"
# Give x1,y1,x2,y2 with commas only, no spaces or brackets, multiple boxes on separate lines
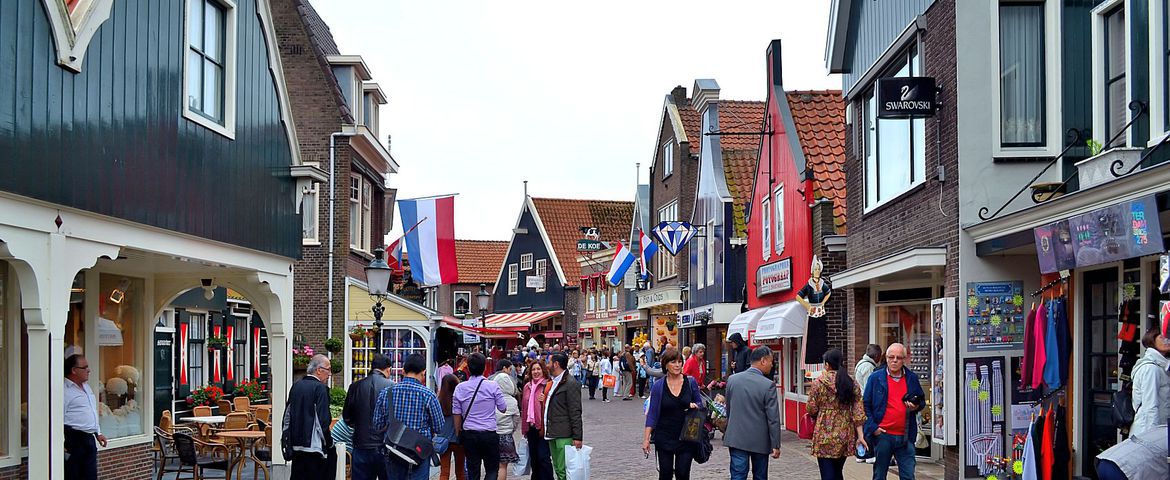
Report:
652,221,697,256
461,318,481,344
876,77,938,118
757,258,792,296
1033,195,1164,274
576,239,605,252
930,298,957,446
525,275,545,289
965,281,1025,352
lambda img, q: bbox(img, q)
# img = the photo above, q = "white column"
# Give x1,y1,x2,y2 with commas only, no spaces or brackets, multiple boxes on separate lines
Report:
268,331,289,465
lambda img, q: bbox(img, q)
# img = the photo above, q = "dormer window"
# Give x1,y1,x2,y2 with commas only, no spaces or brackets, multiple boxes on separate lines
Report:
362,83,387,136
183,0,237,138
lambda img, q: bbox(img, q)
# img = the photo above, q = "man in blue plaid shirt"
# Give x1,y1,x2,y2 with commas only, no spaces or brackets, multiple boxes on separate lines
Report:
374,353,445,480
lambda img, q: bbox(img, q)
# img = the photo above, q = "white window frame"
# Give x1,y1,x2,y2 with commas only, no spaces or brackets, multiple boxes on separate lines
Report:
182,0,237,139
609,287,618,310
586,286,595,312
662,141,675,178
349,175,373,252
1150,0,1170,144
520,253,533,271
656,201,678,279
862,47,927,212
453,291,471,316
695,228,705,290
301,182,320,245
990,0,1063,157
535,259,547,293
1092,0,1132,149
773,185,785,256
507,264,518,295
761,197,772,261
706,219,715,287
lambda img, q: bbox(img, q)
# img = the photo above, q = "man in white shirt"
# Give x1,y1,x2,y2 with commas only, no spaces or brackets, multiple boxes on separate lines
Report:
64,354,106,480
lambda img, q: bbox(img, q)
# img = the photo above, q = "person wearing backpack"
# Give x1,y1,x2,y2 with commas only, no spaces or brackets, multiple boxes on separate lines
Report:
373,354,445,480
1130,328,1170,437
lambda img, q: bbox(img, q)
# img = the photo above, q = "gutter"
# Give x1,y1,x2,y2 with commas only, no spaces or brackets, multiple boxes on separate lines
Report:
328,131,357,350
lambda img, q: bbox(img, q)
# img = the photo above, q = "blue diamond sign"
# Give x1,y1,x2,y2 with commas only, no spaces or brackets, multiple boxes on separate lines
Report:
652,221,697,256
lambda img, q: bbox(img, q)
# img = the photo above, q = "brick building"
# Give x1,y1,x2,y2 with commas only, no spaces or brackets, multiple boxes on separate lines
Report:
273,0,399,387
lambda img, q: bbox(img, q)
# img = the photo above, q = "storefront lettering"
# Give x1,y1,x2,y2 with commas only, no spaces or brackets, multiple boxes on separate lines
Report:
1033,195,1164,274
757,258,792,296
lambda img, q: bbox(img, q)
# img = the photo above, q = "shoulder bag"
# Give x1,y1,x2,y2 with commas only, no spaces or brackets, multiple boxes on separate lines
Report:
382,386,435,466
1111,381,1135,430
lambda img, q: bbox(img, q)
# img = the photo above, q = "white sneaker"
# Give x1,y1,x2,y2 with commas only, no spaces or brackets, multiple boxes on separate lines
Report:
865,458,876,464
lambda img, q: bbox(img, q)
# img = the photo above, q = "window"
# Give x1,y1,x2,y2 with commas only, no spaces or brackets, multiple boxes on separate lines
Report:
662,141,674,177
520,253,533,271
695,228,705,290
773,186,785,256
232,315,248,382
999,3,1047,147
586,287,595,312
183,0,236,137
610,288,618,310
507,264,518,295
187,313,206,390
1094,1,1129,148
535,259,547,293
454,291,471,316
350,327,427,384
863,47,926,209
656,202,678,278
706,219,715,286
349,175,373,252
302,183,319,243
97,274,146,439
1150,0,1170,141
761,197,771,260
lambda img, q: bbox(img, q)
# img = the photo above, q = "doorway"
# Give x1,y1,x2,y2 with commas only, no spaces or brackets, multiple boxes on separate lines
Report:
1081,267,1119,479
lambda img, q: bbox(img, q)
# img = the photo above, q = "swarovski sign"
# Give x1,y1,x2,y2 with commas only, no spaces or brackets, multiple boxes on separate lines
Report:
877,77,937,118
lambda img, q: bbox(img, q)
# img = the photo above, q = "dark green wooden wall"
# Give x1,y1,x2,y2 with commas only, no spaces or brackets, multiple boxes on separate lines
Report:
0,0,301,258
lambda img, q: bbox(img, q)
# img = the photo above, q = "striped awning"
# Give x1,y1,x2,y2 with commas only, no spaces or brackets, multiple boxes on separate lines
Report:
439,318,521,339
483,310,563,330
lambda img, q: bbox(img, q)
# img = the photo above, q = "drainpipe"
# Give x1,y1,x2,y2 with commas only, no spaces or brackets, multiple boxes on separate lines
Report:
328,130,357,353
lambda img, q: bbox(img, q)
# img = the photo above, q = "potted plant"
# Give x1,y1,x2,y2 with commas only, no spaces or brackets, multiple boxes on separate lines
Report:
1075,138,1143,188
186,385,224,408
348,326,368,343
235,379,267,402
292,344,314,371
324,337,344,354
331,361,343,374
206,335,228,351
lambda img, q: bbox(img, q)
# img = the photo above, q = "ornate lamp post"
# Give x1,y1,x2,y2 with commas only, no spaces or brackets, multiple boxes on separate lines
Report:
364,247,393,355
475,284,490,346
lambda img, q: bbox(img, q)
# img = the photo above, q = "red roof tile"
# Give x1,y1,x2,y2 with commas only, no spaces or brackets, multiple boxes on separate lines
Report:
530,198,635,281
717,101,767,150
455,240,509,285
787,91,847,233
676,97,702,153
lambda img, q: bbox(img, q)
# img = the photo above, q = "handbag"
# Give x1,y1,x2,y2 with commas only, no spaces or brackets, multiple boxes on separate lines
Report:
1111,382,1135,429
382,386,435,466
798,414,815,440
602,374,616,388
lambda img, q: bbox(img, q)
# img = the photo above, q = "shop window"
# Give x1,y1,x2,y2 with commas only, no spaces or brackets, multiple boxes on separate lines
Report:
863,46,925,209
187,313,207,389
350,327,427,384
183,0,236,138
454,291,471,316
508,264,518,295
97,274,146,439
874,302,932,382
520,253,533,271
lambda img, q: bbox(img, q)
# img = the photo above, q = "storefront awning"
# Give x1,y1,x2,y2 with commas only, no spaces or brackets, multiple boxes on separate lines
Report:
727,308,767,340
830,247,947,288
680,303,741,328
439,318,521,339
754,302,807,341
483,310,562,330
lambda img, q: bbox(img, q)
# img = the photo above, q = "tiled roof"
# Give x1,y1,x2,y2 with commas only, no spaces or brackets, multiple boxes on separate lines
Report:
787,91,847,233
530,198,635,281
676,97,702,153
296,0,340,55
722,149,760,238
455,240,509,285
718,101,767,150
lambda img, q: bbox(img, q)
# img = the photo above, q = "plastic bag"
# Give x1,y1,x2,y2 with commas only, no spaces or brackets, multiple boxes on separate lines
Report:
511,437,531,476
564,444,592,480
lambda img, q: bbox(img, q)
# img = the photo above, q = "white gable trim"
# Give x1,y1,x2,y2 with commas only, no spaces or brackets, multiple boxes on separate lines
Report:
40,0,114,72
526,197,568,285
490,197,567,295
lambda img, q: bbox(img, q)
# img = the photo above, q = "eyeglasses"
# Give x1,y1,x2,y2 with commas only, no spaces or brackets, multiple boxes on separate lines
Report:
886,355,905,360
74,365,91,371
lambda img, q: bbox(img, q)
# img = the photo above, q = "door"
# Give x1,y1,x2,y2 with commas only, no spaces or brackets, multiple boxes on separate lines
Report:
1082,268,1119,479
153,329,174,425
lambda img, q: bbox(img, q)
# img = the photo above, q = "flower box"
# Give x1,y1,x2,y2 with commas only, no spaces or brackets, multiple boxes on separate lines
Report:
1075,147,1142,189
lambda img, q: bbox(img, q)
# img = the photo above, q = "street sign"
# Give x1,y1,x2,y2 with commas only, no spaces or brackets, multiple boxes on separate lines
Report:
576,239,605,252
461,318,481,344
526,275,545,289
877,77,937,118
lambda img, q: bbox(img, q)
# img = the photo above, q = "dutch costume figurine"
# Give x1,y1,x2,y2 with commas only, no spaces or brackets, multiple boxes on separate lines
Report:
796,256,832,364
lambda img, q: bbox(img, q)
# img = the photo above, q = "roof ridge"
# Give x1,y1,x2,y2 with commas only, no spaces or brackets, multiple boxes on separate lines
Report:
786,89,844,95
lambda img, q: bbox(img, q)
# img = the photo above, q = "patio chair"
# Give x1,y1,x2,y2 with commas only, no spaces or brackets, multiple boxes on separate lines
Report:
233,396,250,412
252,405,271,423
217,399,233,415
252,425,272,479
192,405,213,417
153,427,184,480
172,432,230,480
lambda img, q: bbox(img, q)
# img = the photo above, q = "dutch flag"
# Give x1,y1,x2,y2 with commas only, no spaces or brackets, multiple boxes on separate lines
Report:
639,229,658,278
606,241,637,287
398,195,459,286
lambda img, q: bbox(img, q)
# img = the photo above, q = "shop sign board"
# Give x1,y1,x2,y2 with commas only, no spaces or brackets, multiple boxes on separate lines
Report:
461,318,481,344
877,77,937,118
98,316,124,346
576,239,605,252
757,258,792,296
678,306,713,328
965,281,1025,352
525,275,545,289
637,288,681,309
930,298,957,446
1033,195,1163,274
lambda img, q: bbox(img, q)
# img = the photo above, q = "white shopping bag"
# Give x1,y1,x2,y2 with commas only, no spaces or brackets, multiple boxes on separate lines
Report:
511,437,531,476
564,444,592,480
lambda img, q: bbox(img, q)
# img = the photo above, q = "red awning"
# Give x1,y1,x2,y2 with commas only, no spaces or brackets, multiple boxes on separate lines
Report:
483,310,563,330
440,318,521,339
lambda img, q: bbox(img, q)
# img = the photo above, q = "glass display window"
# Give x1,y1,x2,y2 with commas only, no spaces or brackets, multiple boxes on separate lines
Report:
350,326,428,384
96,274,146,439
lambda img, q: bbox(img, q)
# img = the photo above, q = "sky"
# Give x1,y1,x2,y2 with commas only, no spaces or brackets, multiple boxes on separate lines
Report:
312,1,840,243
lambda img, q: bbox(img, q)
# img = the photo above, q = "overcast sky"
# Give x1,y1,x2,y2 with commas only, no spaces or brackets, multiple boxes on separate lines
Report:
312,1,840,243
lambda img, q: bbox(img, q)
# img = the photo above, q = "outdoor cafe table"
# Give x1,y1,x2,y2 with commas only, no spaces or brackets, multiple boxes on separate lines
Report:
217,430,269,480
183,415,227,425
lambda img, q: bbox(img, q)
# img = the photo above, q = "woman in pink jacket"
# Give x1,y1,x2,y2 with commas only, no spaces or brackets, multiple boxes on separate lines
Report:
519,361,554,480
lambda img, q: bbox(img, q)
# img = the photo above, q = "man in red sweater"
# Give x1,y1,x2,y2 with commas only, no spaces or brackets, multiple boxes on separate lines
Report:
682,343,707,389
862,343,925,479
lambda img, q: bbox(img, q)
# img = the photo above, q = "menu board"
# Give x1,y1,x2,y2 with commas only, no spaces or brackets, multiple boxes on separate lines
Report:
1034,195,1164,274
966,281,1026,352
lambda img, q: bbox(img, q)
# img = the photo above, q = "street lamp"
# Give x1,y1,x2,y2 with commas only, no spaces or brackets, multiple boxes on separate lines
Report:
476,284,490,346
365,247,393,355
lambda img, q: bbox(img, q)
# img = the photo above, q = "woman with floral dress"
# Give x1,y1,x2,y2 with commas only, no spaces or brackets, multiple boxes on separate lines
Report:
806,348,868,480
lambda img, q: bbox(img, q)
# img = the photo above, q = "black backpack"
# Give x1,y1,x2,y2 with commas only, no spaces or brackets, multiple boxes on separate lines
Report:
382,387,436,466
1111,381,1135,430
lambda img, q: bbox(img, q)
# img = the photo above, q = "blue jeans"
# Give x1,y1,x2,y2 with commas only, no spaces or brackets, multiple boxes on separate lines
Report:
385,458,431,480
352,447,388,480
728,448,768,480
872,433,915,480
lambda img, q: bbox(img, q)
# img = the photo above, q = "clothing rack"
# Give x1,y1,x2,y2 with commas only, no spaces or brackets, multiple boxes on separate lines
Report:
1035,385,1066,406
1030,276,1069,298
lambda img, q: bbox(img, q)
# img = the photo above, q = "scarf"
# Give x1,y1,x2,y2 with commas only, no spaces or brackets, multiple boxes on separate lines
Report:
525,378,547,426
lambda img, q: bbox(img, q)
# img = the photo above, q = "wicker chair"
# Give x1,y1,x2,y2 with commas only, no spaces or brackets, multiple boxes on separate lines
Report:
252,405,271,423
192,405,213,417
153,427,184,480
217,399,233,415
172,432,230,480
232,396,250,413
252,425,272,479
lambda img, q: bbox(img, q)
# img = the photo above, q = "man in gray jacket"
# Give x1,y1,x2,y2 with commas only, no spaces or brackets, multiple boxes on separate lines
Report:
723,346,781,480
341,354,394,480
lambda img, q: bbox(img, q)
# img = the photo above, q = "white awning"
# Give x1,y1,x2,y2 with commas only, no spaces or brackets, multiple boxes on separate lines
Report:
726,308,767,340
830,247,947,288
754,302,808,341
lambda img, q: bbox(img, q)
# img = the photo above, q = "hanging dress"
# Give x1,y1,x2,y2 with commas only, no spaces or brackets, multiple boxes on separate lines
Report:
1021,304,1037,388
1030,303,1048,390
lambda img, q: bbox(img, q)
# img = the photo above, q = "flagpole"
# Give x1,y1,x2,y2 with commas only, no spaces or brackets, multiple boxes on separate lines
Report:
397,193,460,202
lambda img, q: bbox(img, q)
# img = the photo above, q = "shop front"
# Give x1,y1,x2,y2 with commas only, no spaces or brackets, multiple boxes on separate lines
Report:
344,280,441,387
618,310,647,349
679,303,739,382
637,286,682,349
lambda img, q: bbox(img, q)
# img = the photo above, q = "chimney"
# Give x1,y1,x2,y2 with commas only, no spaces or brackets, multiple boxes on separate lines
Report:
691,79,720,115
671,85,687,103
767,39,783,89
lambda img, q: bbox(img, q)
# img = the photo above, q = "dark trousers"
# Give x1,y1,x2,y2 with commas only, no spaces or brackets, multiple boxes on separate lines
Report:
656,445,694,480
461,430,500,480
587,375,598,399
816,457,846,480
64,426,97,480
872,433,915,480
637,377,648,397
526,427,555,480
290,450,336,480
1095,459,1127,480
353,446,389,480
601,386,609,401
